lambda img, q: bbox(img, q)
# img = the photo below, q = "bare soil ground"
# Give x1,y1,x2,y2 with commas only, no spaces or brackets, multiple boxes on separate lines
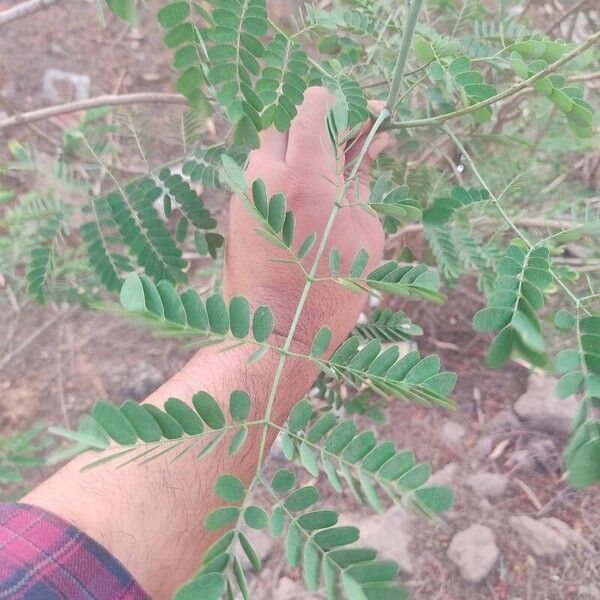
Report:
1,1,599,599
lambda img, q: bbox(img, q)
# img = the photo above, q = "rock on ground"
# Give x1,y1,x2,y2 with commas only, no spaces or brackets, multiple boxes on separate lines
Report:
441,421,467,444
466,472,508,498
509,515,569,558
42,68,90,103
579,584,600,600
513,374,579,435
340,504,414,574
119,362,165,400
447,524,499,583
429,462,458,486
483,409,520,433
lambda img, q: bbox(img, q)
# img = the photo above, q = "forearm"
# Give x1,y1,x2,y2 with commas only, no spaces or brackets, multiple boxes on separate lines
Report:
24,342,319,599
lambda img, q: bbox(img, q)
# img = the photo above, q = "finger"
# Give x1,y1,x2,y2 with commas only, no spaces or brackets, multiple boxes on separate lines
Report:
259,126,288,160
285,86,340,175
248,126,288,169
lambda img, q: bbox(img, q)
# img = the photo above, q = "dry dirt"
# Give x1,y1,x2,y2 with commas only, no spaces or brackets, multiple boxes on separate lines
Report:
1,1,599,599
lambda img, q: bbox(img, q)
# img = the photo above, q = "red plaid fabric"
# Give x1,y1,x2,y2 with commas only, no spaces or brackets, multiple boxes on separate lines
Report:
0,503,149,600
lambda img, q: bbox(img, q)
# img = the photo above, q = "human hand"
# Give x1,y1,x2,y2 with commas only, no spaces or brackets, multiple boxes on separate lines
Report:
223,87,390,351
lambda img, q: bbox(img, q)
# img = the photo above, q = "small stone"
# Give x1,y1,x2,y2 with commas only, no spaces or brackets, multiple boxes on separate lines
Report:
276,576,305,597
447,524,499,583
470,436,493,460
466,472,508,498
483,409,520,433
509,515,569,558
429,462,458,486
441,421,467,444
340,505,414,574
578,584,600,600
514,374,579,435
540,517,591,549
49,42,66,56
506,449,533,470
529,438,557,469
42,68,90,104
121,362,165,400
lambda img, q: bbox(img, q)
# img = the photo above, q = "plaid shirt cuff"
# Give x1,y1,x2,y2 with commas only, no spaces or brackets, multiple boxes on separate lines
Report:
0,503,149,600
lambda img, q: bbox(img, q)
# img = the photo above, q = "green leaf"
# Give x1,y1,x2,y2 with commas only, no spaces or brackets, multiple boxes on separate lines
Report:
271,505,286,537
272,468,296,493
268,193,287,232
554,310,576,331
239,531,262,571
285,485,320,511
163,399,203,437
205,506,239,530
229,426,248,455
206,294,229,334
221,154,247,194
414,486,454,513
174,573,226,600
486,327,515,367
288,399,313,432
157,2,190,28
120,400,162,442
215,474,245,502
143,405,184,439
106,0,136,23
329,248,341,277
397,463,431,490
350,248,370,278
313,526,359,550
300,443,320,477
311,326,332,357
303,539,321,591
473,307,513,332
120,274,145,312
244,505,268,529
286,521,302,567
252,306,273,342
568,439,600,488
193,392,226,429
229,390,251,422
229,296,251,339
92,400,137,445
298,232,317,259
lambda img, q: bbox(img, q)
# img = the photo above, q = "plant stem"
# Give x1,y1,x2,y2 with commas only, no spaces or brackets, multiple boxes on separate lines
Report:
385,0,424,117
443,124,590,314
0,0,60,27
387,29,600,130
253,109,390,470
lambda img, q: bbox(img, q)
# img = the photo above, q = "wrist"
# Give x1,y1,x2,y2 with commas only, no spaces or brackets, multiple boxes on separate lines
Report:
149,336,318,426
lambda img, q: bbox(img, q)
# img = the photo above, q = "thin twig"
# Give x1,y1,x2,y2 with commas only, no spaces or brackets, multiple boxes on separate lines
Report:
0,0,60,27
0,93,188,131
545,0,591,34
0,308,70,373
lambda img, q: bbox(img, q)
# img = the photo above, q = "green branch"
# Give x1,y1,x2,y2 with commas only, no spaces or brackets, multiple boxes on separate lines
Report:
254,109,391,471
385,0,424,117
388,29,600,130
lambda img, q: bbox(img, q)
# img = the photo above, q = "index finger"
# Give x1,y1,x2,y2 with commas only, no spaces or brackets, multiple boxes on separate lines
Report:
284,86,341,177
